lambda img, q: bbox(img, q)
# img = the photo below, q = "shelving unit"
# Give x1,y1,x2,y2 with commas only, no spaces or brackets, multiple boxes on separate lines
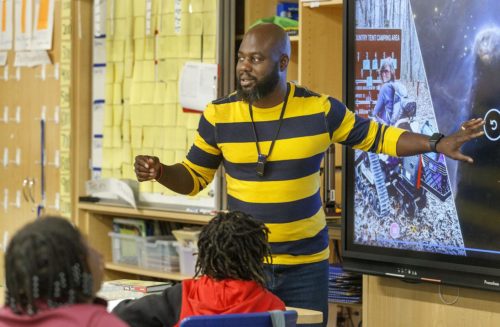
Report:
78,202,212,280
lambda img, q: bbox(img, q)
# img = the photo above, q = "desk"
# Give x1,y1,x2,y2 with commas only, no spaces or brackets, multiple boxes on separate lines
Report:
286,306,323,325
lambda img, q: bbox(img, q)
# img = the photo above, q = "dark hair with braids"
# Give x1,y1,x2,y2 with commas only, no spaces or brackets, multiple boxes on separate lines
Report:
194,211,271,287
5,216,94,315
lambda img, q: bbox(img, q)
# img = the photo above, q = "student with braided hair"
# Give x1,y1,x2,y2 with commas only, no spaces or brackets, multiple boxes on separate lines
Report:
0,216,128,327
113,211,285,327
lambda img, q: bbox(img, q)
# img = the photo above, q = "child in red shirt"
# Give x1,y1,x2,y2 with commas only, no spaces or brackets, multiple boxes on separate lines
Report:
113,211,285,327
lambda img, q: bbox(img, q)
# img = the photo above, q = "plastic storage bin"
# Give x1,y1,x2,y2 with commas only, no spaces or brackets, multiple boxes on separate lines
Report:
109,232,141,266
177,245,198,276
138,237,180,272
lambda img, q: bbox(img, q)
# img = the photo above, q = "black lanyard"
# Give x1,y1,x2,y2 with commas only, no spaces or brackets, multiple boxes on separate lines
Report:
249,84,290,177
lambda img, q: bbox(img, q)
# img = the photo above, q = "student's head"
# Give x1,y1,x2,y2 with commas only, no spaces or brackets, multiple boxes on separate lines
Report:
379,58,396,83
195,211,271,287
236,23,290,103
4,216,104,315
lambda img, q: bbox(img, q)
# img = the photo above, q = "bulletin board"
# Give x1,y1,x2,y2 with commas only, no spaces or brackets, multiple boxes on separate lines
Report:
91,0,223,213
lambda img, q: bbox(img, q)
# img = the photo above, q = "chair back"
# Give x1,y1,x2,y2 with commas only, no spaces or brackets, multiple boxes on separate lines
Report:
179,310,298,327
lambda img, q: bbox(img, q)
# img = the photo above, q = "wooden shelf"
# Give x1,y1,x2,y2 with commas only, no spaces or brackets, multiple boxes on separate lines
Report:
302,0,343,8
78,202,212,224
105,262,192,281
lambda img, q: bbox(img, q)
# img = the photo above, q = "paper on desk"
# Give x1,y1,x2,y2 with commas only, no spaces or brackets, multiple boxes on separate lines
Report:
86,178,138,208
179,62,218,112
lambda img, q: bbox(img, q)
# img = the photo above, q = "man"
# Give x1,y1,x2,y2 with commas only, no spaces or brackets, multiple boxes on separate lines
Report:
134,23,484,326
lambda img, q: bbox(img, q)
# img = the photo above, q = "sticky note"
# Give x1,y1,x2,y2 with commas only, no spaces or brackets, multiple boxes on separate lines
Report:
113,40,125,61
203,12,216,35
142,127,156,147
165,82,178,103
164,36,179,58
134,38,145,60
141,82,156,104
131,126,143,147
125,57,134,78
130,82,142,105
133,0,146,17
132,60,144,82
143,60,156,82
178,36,189,57
113,104,123,125
176,106,188,126
140,181,153,193
186,113,201,130
123,78,132,101
122,163,136,180
203,0,217,12
153,82,167,104
141,104,156,125
180,13,190,35
113,83,122,105
162,103,177,126
104,104,114,126
175,150,186,163
122,120,131,142
101,168,112,178
203,35,216,59
103,127,113,147
189,13,203,35
134,16,145,38
114,19,127,40
130,105,144,126
123,103,131,121
189,35,202,58
163,127,176,150
112,126,122,147
174,127,187,150
190,0,203,13
162,150,175,164
144,36,155,60
187,133,195,150
106,64,115,83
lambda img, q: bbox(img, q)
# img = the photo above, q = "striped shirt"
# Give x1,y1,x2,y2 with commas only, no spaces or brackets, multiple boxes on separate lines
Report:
182,82,405,265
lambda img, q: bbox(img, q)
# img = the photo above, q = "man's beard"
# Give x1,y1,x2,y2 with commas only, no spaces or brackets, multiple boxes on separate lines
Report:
236,63,280,104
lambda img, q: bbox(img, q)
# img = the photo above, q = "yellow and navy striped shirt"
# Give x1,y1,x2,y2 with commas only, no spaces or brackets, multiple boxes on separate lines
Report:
182,83,405,265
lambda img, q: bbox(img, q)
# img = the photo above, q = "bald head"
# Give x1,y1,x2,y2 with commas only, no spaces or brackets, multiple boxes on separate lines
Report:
245,23,291,59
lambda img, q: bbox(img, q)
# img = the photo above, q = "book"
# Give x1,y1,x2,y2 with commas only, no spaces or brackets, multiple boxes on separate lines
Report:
106,279,172,293
113,218,147,236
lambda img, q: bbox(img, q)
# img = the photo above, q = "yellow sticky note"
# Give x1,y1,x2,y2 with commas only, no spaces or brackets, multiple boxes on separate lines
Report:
61,42,71,64
143,60,156,82
162,150,175,164
180,13,190,35
106,39,114,60
141,82,156,104
153,82,167,104
113,83,122,105
104,105,114,126
61,19,71,41
106,64,115,84
59,108,71,131
179,36,190,57
157,36,168,59
113,40,125,62
125,57,134,78
187,133,196,150
113,149,122,169
163,14,175,35
130,82,142,105
176,107,188,126
125,38,134,58
174,127,187,150
101,168,112,178
112,126,122,147
61,0,71,18
191,0,203,13
175,150,186,163
103,127,113,147
114,19,127,40
144,36,155,60
122,120,131,142
59,150,71,172
115,0,127,18
132,60,144,82
165,82,178,103
203,0,217,12
203,12,216,36
140,181,153,193
162,0,173,13
135,38,145,60
133,0,146,17
122,143,132,163
162,103,177,126
122,163,136,180
165,59,179,81
123,78,132,102
60,88,71,108
143,104,157,125
186,113,201,130
130,105,144,126
123,103,131,121
143,127,155,147
189,35,202,59
163,36,179,58
131,126,143,148
113,104,123,125
134,16,145,38
189,13,203,35
163,127,176,150
114,62,124,83
203,35,216,60
104,83,114,107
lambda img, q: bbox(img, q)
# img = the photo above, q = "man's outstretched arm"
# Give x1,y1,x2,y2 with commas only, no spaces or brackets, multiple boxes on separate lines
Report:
396,118,485,163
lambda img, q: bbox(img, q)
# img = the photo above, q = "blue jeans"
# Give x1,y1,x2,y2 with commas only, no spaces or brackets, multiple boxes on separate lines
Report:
264,260,329,327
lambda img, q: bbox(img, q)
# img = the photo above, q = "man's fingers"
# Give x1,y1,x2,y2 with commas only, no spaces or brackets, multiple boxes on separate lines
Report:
461,118,484,131
455,152,474,164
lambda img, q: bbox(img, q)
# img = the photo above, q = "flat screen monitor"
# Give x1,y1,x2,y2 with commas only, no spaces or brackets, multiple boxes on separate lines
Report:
342,0,500,291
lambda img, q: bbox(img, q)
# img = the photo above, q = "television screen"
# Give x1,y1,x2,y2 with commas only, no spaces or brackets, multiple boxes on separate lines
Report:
343,0,500,291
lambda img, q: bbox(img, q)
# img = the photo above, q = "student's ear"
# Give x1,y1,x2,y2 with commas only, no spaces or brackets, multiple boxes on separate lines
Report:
279,54,289,72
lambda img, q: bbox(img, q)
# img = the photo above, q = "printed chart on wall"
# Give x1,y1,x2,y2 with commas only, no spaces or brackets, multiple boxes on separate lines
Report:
91,0,220,213
352,0,500,259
